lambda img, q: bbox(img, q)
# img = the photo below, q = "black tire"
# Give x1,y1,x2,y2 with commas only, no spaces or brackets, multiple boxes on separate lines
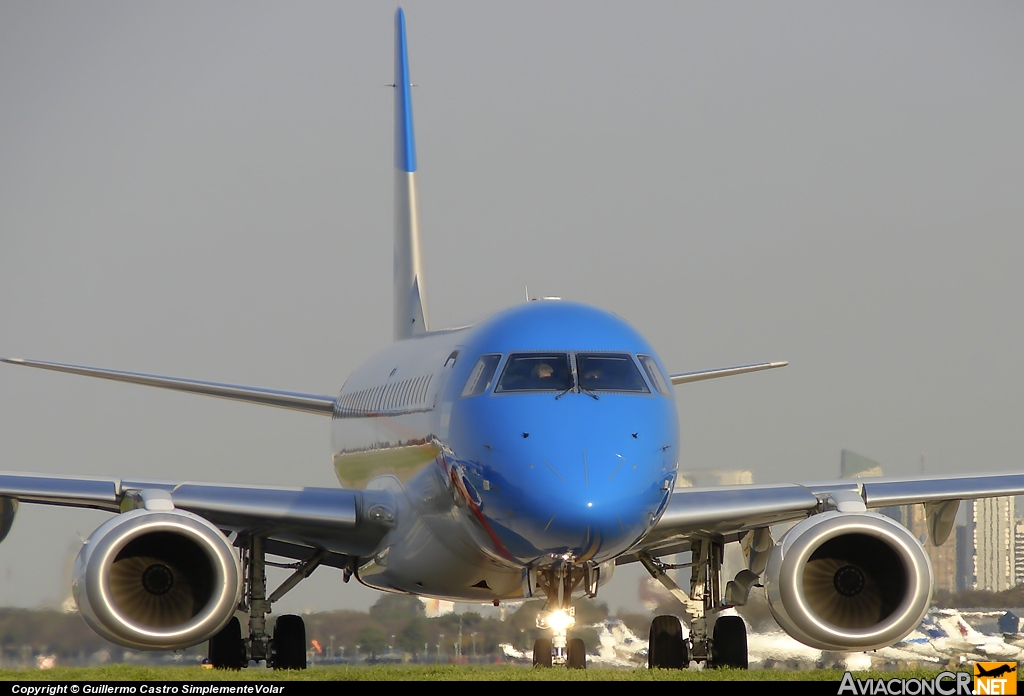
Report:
648,615,688,669
567,637,587,669
711,616,748,669
533,637,553,668
272,614,307,670
208,616,246,670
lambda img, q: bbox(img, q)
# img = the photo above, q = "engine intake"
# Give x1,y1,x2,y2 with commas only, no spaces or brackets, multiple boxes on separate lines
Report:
72,508,242,650
764,511,932,651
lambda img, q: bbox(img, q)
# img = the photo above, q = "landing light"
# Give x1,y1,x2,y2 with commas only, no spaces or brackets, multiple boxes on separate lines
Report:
547,609,575,633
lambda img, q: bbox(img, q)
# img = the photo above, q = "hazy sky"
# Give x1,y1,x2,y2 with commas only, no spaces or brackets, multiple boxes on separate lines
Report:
1,2,1023,617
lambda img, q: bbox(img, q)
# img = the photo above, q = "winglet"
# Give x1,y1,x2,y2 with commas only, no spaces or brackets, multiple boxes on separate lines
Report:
393,8,429,340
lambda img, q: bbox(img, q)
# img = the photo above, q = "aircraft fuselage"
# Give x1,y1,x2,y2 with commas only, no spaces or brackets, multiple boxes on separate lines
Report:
331,300,679,601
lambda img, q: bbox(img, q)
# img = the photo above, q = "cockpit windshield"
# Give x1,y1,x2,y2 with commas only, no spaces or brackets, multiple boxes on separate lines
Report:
461,354,501,397
495,353,572,392
577,353,649,392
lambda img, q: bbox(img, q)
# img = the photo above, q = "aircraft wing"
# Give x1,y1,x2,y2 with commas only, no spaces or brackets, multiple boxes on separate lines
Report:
0,472,392,566
627,470,1024,561
1,358,337,416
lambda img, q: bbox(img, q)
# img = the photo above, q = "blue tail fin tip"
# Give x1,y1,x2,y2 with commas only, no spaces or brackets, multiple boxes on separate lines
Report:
394,8,417,173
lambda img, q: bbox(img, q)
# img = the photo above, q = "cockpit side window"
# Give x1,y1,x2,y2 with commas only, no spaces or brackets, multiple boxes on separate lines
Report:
495,353,572,392
460,354,501,397
637,354,671,396
577,353,649,393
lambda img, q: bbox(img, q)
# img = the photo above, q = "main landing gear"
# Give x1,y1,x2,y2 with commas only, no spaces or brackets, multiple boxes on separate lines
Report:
208,536,327,670
531,562,600,670
640,538,751,670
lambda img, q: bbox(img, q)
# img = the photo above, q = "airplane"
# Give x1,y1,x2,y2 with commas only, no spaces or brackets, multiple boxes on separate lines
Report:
976,664,1017,679
4,7,1024,671
898,610,1024,663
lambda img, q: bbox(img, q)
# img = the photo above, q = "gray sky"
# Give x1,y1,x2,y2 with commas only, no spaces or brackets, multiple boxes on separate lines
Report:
1,2,1023,616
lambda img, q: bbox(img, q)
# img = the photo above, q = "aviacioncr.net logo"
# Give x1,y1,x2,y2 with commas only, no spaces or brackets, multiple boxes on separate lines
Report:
974,662,1017,695
838,671,973,695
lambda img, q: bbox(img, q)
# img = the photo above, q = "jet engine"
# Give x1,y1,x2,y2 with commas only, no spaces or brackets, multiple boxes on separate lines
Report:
72,508,242,650
763,511,932,651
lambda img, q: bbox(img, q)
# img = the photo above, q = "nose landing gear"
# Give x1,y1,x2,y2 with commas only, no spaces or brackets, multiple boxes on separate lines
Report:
531,562,595,669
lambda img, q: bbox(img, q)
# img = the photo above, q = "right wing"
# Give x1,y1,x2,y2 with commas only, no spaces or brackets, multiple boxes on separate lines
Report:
0,471,392,565
0,471,395,649
1,358,337,416
0,359,384,565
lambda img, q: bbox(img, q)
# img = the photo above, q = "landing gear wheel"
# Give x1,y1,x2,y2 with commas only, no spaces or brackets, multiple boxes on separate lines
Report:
208,616,246,670
710,616,748,669
533,637,553,668
648,615,688,669
567,637,587,669
272,615,307,670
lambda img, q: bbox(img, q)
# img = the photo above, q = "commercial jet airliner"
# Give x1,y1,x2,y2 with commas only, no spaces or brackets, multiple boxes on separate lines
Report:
3,9,1024,671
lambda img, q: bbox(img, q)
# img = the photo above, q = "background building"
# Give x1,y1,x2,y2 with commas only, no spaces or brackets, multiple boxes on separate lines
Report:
964,496,1016,592
676,469,754,488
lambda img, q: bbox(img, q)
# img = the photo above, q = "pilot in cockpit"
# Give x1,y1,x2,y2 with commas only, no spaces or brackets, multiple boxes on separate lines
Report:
532,363,554,381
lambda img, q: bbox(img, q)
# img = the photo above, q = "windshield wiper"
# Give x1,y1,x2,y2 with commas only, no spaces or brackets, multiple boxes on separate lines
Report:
554,373,599,400
554,384,574,400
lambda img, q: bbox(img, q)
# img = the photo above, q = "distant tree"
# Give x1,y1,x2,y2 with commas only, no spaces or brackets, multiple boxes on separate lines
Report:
934,585,1024,609
397,616,427,655
507,600,545,636
368,593,425,621
355,625,387,658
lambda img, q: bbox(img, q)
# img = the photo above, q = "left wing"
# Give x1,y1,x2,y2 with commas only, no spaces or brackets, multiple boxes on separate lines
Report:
623,482,820,560
670,361,788,385
627,470,1024,653
631,470,1024,560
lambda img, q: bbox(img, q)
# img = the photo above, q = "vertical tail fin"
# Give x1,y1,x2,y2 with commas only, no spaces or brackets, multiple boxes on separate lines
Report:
393,8,429,340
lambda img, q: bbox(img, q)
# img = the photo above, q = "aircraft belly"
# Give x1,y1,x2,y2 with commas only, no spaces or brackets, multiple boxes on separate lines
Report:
332,398,530,597
356,516,524,601
356,468,525,601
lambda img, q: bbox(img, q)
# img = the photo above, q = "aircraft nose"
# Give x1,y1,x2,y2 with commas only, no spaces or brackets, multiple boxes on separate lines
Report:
468,434,675,565
448,387,679,565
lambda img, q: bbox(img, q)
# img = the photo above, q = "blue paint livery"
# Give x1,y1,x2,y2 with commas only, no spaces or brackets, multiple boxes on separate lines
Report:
394,9,417,173
440,302,679,566
8,8,1024,662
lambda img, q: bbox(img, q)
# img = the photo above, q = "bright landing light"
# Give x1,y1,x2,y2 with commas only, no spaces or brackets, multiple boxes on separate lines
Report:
548,609,576,633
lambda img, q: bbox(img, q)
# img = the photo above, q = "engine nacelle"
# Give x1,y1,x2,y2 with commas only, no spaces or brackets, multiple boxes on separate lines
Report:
72,508,242,650
764,511,932,651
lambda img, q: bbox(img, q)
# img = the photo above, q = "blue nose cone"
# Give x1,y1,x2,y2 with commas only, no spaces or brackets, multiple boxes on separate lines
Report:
449,390,678,565
441,300,681,565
